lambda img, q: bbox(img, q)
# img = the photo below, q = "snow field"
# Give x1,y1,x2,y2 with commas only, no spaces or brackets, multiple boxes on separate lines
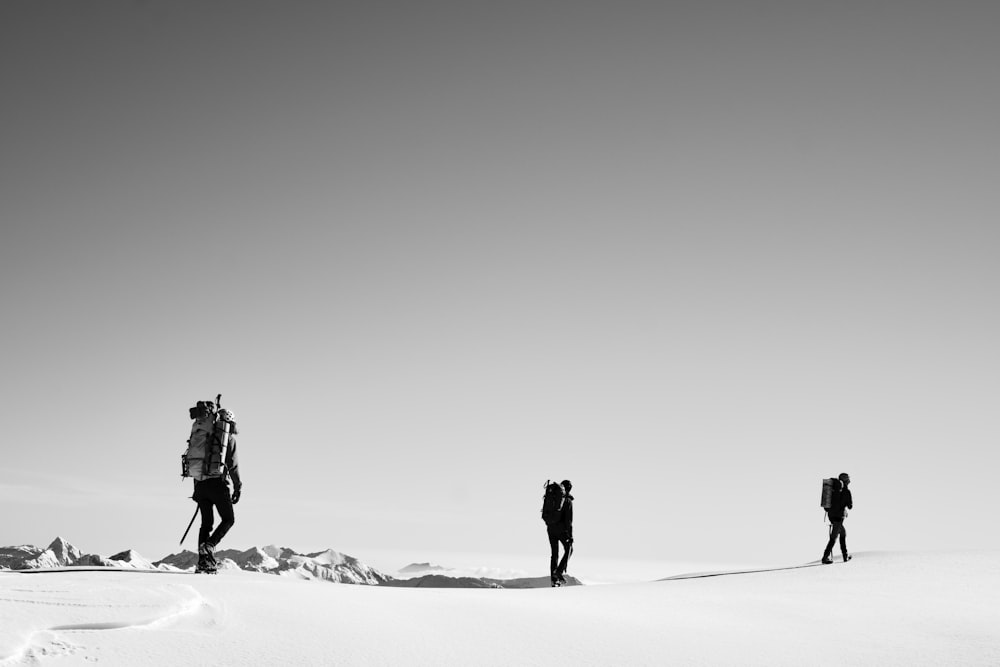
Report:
1,551,997,666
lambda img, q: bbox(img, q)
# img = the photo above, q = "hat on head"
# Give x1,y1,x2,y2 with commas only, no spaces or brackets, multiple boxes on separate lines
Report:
838,473,851,483
561,479,572,492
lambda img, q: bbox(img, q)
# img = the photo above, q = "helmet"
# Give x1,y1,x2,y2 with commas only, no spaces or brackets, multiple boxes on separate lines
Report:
218,408,237,424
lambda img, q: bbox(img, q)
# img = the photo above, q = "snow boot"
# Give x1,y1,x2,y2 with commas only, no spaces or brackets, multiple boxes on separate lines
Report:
821,556,833,565
197,542,218,574
843,554,852,562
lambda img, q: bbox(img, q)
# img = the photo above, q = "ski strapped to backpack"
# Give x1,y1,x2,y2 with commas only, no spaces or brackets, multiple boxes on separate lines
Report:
541,479,565,526
182,394,236,482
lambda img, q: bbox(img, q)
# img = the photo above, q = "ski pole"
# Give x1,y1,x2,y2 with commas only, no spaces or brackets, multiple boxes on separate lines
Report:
180,505,200,545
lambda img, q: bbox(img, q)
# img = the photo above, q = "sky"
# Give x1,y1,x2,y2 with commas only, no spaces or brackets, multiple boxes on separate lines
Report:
1,1,998,578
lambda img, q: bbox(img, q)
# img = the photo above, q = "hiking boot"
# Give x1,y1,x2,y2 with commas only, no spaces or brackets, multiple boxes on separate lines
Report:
198,542,218,570
843,554,852,562
821,557,833,565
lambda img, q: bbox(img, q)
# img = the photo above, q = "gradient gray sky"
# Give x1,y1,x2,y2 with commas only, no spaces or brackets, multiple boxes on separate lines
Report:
2,1,998,574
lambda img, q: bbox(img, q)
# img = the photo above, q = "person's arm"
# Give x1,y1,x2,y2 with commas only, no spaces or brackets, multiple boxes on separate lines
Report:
846,489,853,510
227,436,242,492
565,501,573,540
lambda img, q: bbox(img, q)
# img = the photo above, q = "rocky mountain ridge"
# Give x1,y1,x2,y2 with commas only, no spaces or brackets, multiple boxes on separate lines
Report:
154,545,390,584
2,538,579,588
1,537,114,570
1,538,389,584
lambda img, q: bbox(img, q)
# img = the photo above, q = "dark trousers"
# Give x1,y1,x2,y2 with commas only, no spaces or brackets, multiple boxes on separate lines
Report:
824,520,848,560
547,526,573,581
193,477,235,547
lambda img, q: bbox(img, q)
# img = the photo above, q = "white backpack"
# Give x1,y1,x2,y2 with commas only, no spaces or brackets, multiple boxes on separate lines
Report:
182,400,234,481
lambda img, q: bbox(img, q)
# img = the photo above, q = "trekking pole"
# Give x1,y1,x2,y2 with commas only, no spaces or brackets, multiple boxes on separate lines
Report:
180,505,200,545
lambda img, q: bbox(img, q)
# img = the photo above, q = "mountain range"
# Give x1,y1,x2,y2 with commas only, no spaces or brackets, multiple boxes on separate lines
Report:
1,538,574,588
155,545,390,585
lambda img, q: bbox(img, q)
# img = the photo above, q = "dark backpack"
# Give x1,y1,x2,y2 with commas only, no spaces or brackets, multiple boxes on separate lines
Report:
540,480,565,526
820,477,843,509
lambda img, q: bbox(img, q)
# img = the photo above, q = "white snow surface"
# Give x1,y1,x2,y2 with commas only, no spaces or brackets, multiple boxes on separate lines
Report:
1,551,997,666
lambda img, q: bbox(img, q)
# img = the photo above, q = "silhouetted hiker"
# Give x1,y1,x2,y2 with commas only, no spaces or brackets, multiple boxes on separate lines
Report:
183,400,243,574
542,479,574,587
822,473,853,564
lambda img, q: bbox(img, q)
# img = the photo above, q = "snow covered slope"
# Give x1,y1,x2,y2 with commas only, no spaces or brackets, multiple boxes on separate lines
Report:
1,551,997,666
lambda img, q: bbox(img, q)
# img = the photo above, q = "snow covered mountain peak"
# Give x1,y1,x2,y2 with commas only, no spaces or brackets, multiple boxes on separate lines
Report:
47,536,82,565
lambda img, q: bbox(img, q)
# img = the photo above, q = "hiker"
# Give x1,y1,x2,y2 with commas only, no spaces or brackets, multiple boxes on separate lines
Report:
546,479,574,586
185,401,242,573
822,472,852,564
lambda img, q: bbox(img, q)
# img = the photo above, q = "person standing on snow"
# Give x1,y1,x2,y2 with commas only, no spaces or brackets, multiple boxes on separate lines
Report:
547,479,574,586
822,472,853,564
192,406,243,573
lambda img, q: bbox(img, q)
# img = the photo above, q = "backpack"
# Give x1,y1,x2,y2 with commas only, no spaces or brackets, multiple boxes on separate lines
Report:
540,480,565,526
182,399,234,481
820,477,842,509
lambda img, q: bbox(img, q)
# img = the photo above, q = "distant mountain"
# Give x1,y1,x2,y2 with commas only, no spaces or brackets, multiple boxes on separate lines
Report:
154,549,199,570
1,538,389,584
3,539,569,588
384,574,582,589
48,536,82,565
108,549,156,569
399,562,452,574
0,537,111,570
151,545,393,584
191,546,392,585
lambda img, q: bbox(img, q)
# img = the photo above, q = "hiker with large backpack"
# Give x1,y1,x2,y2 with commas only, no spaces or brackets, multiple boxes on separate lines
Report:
541,479,574,587
821,472,853,564
182,397,243,574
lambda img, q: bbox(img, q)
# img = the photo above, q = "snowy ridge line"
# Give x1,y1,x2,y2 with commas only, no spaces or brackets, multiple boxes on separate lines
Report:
659,561,830,581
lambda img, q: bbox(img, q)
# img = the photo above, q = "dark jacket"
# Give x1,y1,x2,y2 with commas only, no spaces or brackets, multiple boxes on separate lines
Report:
551,494,574,538
827,486,853,522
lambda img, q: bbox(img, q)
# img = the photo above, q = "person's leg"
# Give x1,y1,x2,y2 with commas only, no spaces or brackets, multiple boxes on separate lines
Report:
839,524,849,560
823,522,842,561
196,485,215,546
209,481,235,547
195,488,216,571
556,536,573,580
547,528,560,583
